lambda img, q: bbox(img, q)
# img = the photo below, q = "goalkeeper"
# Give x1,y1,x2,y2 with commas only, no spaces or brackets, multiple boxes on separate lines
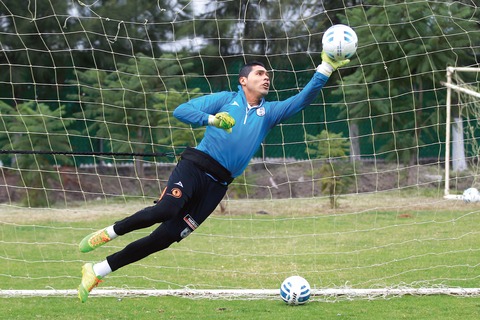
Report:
77,53,349,302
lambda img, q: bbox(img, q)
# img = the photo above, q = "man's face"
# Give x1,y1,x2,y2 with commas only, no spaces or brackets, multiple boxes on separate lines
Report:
240,65,270,99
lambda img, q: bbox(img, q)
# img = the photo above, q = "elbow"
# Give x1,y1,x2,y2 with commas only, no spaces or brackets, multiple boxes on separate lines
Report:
172,105,183,120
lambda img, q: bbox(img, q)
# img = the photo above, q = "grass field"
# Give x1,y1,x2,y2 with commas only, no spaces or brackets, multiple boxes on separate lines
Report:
1,191,480,319
2,295,480,319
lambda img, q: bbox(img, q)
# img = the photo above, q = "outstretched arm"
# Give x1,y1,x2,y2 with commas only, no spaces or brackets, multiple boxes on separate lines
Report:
173,92,235,132
268,52,350,124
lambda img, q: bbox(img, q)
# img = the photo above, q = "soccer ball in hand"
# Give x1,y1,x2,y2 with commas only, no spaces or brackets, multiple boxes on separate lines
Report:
280,275,311,305
322,24,358,61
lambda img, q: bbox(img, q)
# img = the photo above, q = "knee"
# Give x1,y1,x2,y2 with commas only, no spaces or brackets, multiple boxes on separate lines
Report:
152,198,182,222
150,224,180,249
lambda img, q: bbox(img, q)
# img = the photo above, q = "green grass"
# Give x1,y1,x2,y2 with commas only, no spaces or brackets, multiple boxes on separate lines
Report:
2,296,480,319
1,193,480,319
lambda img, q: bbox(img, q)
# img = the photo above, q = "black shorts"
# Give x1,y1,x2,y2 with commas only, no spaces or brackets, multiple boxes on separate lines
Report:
106,156,230,271
156,158,228,241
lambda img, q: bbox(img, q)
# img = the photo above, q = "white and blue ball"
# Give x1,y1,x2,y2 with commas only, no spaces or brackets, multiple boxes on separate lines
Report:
463,187,480,203
322,24,358,61
280,275,311,305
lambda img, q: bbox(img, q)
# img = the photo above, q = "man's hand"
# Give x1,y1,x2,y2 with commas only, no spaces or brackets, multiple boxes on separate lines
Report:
317,52,350,76
208,112,236,133
321,51,350,71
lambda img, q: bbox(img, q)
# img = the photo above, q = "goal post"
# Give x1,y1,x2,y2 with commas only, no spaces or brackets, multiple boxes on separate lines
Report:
2,288,480,299
443,67,480,199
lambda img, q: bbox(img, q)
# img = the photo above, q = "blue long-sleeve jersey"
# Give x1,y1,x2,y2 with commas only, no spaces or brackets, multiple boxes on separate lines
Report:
173,71,329,178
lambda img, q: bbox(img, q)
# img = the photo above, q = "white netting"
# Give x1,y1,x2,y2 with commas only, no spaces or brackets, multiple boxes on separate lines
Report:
0,0,479,300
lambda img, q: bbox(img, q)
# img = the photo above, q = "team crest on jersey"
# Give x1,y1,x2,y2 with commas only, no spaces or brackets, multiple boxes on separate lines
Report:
168,188,182,198
256,106,266,117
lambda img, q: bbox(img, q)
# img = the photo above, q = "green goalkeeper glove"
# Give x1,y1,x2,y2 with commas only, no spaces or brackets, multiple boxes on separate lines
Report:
208,112,236,133
317,51,350,76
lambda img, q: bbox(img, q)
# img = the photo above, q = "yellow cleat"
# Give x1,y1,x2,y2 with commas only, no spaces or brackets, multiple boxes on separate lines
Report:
79,229,111,253
78,263,103,303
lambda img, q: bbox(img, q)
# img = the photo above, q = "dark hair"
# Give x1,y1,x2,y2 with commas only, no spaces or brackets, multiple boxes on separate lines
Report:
239,61,266,79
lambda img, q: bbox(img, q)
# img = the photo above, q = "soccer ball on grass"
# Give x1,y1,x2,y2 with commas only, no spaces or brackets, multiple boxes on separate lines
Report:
463,187,480,203
280,275,311,305
322,24,358,61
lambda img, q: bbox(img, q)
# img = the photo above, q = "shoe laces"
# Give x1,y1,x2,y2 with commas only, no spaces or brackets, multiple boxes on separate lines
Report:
89,230,110,247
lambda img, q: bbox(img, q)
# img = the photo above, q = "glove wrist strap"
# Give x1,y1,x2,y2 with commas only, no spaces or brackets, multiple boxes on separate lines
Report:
316,61,334,77
207,115,216,126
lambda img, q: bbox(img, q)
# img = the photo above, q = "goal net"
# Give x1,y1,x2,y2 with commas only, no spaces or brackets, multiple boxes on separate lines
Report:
1,0,480,301
443,66,480,199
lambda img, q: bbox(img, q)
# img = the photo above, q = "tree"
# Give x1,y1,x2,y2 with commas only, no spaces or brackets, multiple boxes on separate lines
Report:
196,1,327,57
0,1,194,105
330,0,478,183
0,101,77,206
0,0,76,104
154,88,205,153
306,130,353,208
69,1,192,65
70,53,197,175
